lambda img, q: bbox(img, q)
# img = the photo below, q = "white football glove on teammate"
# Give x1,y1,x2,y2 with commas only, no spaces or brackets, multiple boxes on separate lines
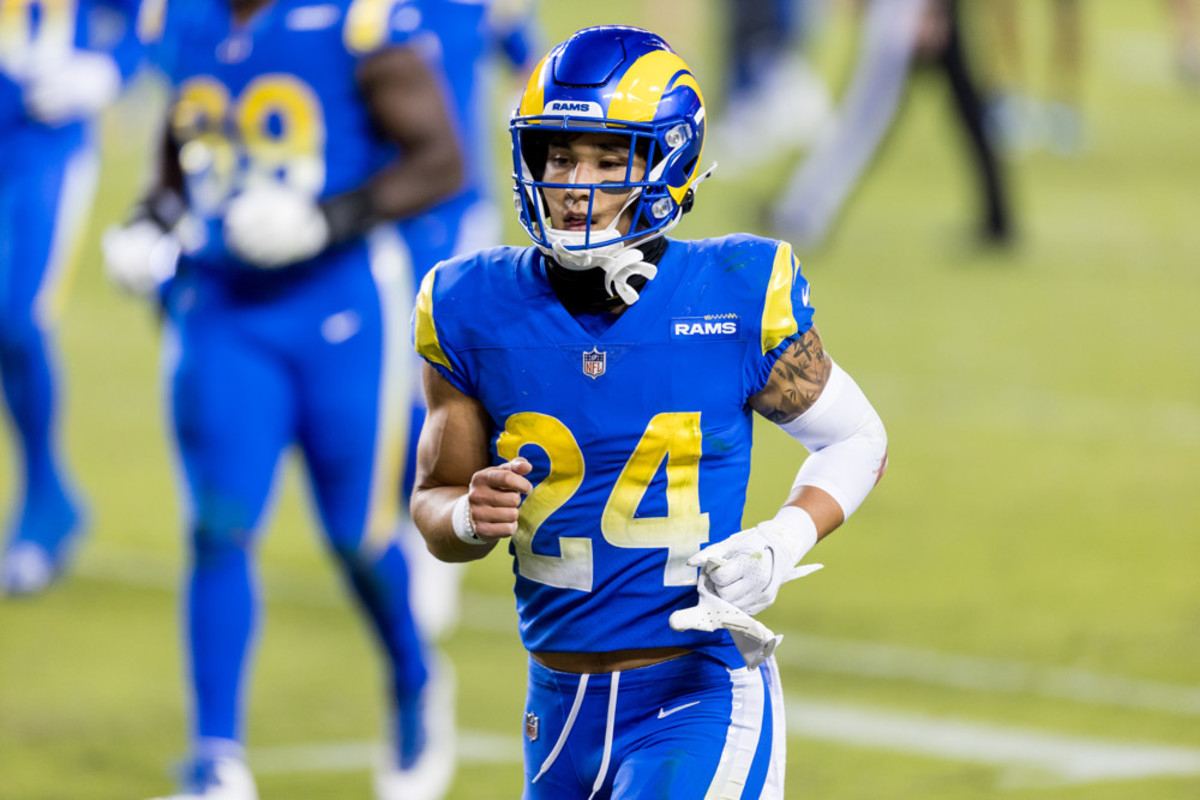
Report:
223,183,331,269
102,219,180,297
22,49,121,125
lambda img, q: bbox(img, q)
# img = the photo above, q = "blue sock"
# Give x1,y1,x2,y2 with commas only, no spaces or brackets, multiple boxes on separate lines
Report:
188,528,257,744
338,541,429,765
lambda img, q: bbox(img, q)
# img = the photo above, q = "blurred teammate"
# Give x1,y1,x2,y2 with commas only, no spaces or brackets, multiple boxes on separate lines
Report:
988,0,1085,156
410,26,887,798
708,0,832,167
395,0,542,640
0,0,145,595
102,1,464,797
773,0,1013,249
1167,0,1200,84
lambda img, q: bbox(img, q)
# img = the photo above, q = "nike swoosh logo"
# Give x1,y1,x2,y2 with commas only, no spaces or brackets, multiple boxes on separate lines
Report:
657,700,700,719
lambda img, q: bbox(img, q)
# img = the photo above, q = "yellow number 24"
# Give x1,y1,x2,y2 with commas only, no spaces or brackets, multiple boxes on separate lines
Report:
496,411,710,592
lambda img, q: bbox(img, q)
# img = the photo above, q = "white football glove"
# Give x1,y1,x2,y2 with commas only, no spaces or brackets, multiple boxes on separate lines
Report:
23,49,121,125
669,579,783,670
223,183,331,269
685,506,823,616
102,220,180,297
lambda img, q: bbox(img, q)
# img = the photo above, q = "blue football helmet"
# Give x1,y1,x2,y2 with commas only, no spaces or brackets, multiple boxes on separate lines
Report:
511,26,710,263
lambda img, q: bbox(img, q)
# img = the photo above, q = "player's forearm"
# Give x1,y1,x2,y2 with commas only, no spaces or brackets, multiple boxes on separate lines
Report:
138,124,185,205
411,485,497,563
314,138,462,245
127,125,186,228
356,45,465,222
367,135,463,220
782,484,845,540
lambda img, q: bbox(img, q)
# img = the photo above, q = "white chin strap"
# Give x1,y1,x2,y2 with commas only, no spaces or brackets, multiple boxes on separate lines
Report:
544,233,658,306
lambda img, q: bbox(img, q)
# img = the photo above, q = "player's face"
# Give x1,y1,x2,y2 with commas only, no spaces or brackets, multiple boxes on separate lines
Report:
541,133,647,236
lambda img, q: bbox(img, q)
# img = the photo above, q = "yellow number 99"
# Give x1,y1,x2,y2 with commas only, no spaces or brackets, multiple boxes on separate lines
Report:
173,74,327,213
237,75,325,194
0,0,74,70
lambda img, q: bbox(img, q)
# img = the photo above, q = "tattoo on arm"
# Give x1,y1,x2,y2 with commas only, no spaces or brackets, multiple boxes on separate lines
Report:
749,327,832,425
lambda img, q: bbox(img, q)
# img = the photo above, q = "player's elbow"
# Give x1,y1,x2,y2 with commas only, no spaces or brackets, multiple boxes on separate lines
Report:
785,361,888,520
860,408,887,474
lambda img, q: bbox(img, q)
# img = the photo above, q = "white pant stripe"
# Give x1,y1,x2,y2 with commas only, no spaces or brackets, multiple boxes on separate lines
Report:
36,144,99,326
705,664,767,800
364,224,415,548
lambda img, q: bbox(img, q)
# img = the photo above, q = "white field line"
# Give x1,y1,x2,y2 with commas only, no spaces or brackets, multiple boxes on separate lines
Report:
247,704,1200,788
778,633,1200,717
250,730,521,775
787,699,1200,788
75,545,1200,786
862,373,1200,448
76,545,1200,719
1101,32,1176,88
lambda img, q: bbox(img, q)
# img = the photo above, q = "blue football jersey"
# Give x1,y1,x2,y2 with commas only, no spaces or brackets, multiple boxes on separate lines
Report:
154,0,431,273
0,0,143,138
415,234,815,667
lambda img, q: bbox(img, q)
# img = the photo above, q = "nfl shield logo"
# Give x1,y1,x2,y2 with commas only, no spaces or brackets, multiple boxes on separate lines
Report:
582,346,606,379
524,711,539,741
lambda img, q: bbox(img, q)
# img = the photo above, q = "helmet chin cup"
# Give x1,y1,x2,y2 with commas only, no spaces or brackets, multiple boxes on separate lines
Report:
544,235,658,307
541,228,626,270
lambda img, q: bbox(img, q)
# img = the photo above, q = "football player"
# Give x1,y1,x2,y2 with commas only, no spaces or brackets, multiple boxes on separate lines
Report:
410,25,889,799
0,0,145,595
102,1,464,797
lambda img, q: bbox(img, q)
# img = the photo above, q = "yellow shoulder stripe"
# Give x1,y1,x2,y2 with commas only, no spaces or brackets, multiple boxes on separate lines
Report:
344,0,405,55
414,268,453,372
761,242,800,355
137,0,168,44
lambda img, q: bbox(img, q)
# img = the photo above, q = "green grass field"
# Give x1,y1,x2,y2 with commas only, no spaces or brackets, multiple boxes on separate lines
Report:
2,2,1199,798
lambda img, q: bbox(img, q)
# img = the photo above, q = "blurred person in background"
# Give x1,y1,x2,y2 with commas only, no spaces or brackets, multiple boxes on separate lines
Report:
395,0,542,642
987,0,1086,156
0,0,145,595
707,0,832,168
411,25,887,798
101,0,464,797
1167,0,1200,83
772,0,1013,250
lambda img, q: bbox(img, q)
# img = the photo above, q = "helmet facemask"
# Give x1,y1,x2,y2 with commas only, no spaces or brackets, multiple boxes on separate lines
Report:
514,120,696,259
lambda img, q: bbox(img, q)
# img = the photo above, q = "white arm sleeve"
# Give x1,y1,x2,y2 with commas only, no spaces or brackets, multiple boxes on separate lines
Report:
777,359,887,519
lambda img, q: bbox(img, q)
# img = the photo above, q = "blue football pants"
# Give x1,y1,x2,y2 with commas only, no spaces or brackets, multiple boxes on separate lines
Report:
523,653,786,800
0,132,94,551
165,232,426,748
